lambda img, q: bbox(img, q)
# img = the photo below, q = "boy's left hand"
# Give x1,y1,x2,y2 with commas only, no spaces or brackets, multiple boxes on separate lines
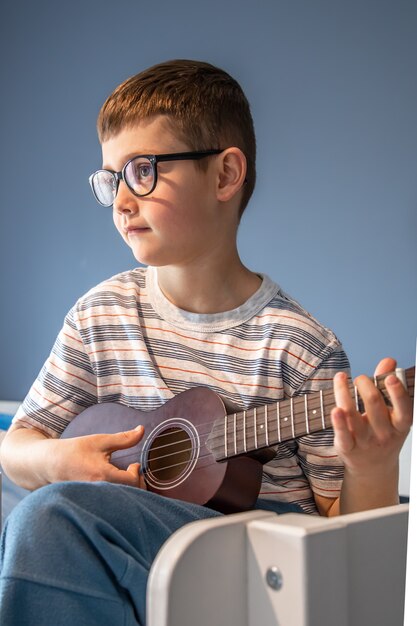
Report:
331,357,413,479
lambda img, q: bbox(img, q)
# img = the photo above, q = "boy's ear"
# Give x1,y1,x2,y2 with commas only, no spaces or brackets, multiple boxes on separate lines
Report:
216,147,247,203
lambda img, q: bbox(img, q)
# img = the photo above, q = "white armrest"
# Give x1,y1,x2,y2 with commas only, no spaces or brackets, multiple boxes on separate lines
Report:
147,509,274,626
147,504,409,626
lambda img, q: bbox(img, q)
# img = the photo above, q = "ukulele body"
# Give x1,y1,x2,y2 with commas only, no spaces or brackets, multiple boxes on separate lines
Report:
61,387,264,513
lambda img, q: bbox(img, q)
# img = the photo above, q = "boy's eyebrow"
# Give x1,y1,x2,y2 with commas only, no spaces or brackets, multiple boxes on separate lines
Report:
102,149,158,170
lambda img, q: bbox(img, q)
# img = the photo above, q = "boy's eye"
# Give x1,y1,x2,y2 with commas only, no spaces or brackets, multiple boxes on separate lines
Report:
124,157,155,194
134,162,153,179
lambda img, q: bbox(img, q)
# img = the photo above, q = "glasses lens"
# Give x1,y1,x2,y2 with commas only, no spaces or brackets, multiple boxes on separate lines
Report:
91,170,117,207
124,157,155,196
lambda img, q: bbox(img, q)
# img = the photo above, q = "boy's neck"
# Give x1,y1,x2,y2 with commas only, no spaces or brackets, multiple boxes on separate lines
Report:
155,259,262,315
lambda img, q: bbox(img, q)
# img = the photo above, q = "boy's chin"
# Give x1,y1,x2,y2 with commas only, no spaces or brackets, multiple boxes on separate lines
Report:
130,248,165,268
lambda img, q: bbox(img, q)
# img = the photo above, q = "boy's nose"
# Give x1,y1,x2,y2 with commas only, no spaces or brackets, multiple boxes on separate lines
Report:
113,181,139,214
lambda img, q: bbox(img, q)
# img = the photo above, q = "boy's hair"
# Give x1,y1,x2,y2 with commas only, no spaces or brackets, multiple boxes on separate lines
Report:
97,59,256,217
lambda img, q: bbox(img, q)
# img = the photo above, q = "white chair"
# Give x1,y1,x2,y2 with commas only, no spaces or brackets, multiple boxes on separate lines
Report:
147,503,409,626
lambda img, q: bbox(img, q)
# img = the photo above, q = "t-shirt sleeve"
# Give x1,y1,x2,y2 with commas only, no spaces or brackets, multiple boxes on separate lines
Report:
294,344,351,500
12,306,98,437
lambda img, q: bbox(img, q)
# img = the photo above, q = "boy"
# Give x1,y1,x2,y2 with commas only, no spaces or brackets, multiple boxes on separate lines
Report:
0,60,412,625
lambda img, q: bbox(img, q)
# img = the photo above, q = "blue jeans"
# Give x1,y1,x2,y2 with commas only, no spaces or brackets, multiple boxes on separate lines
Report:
0,481,302,625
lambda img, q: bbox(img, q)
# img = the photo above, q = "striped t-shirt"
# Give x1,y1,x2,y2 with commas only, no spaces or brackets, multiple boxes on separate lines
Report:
13,266,350,513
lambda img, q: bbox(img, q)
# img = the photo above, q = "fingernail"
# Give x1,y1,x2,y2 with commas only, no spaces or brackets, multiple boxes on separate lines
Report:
134,425,143,432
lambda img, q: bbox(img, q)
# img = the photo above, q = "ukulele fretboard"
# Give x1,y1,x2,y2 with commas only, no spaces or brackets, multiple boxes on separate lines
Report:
206,367,415,460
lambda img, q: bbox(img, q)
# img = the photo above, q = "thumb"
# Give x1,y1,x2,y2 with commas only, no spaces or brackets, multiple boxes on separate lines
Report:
127,462,148,490
101,425,144,453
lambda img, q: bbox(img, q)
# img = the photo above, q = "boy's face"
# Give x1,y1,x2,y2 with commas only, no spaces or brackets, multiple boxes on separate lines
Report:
101,116,223,268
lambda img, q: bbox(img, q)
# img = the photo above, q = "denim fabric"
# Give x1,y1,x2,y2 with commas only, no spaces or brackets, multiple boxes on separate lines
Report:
0,481,302,625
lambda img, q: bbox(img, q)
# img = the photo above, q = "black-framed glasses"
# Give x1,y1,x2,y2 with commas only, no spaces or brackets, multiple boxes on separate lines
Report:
89,149,223,207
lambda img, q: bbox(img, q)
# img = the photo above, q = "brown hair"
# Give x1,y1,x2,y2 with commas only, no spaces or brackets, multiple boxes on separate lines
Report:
97,59,256,216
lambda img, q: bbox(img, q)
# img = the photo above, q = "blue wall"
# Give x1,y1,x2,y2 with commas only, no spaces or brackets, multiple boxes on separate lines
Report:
0,0,416,399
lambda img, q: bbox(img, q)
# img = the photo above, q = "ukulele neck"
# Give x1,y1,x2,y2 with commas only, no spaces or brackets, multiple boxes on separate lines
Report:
206,366,415,461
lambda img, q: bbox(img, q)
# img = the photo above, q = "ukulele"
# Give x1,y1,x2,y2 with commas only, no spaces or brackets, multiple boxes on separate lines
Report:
61,366,415,514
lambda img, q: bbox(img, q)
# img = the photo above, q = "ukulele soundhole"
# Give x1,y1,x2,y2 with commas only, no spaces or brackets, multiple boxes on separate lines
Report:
142,418,200,490
148,427,192,480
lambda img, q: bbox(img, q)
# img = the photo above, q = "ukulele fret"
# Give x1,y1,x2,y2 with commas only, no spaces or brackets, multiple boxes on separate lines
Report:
304,395,310,434
354,386,359,411
243,410,247,453
320,389,325,429
253,406,267,449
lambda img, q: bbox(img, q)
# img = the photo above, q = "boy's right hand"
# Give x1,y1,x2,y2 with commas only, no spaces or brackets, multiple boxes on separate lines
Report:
0,424,147,491
53,426,147,488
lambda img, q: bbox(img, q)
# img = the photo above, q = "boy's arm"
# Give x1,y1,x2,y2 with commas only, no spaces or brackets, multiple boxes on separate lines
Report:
0,423,146,491
315,357,412,516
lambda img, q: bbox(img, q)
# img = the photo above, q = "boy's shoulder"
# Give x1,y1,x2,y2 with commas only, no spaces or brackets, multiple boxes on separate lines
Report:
263,285,349,384
75,267,147,307
78,267,147,302
264,282,342,348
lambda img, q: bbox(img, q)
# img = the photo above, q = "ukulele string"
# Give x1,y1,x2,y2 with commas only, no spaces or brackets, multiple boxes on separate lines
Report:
135,407,318,457
119,374,406,474
129,403,331,469
139,376,409,477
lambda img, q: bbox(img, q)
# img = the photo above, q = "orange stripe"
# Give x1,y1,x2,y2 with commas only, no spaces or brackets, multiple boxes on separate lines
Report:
73,315,317,370
85,345,313,374
159,365,283,391
32,386,78,417
279,464,299,470
51,361,97,389
142,325,316,368
77,312,140,322
62,331,83,345
95,282,146,295
280,477,308,485
97,383,168,392
157,364,284,391
88,347,150,357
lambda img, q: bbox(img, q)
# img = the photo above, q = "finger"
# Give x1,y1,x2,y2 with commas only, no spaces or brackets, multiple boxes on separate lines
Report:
333,372,356,412
334,372,369,439
100,426,145,453
331,407,355,454
384,374,413,434
355,374,393,441
374,357,397,378
104,463,143,487
127,462,148,490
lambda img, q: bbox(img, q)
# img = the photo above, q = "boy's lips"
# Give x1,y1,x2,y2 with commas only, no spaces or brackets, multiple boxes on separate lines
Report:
125,225,151,235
